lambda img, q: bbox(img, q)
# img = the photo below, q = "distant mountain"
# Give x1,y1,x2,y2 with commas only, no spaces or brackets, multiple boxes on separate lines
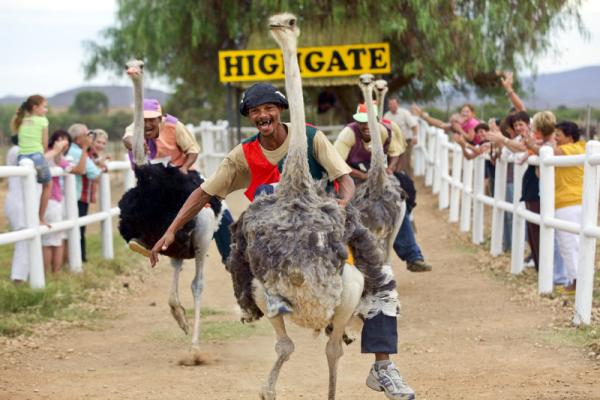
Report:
523,66,600,109
0,85,171,109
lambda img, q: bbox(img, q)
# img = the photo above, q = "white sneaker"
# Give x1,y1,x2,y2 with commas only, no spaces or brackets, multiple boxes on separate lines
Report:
366,362,415,400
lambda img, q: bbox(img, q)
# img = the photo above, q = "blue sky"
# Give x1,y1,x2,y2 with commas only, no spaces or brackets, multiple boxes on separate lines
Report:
0,0,599,98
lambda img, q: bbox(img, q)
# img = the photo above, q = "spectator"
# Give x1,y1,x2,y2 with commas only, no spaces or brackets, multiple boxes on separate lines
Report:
5,135,29,284
384,97,419,175
67,124,102,262
42,130,72,273
528,121,585,293
10,95,52,226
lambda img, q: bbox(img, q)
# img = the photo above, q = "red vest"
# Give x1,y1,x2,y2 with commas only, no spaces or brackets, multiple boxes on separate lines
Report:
242,138,281,201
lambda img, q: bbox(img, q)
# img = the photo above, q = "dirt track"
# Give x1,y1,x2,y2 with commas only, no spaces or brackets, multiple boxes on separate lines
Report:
1,181,599,400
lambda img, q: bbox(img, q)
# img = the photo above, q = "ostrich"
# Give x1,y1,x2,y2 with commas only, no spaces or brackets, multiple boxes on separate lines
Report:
118,59,221,364
374,79,388,121
351,75,405,268
227,13,386,400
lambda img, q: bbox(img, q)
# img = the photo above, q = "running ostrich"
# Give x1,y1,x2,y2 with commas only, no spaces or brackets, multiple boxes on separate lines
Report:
227,13,386,400
351,75,406,267
118,59,221,364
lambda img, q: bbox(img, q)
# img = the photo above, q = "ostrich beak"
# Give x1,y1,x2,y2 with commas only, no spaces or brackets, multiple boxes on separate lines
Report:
127,67,140,77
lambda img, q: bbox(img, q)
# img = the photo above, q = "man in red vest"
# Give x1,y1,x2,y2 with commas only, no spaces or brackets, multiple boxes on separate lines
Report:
151,84,415,400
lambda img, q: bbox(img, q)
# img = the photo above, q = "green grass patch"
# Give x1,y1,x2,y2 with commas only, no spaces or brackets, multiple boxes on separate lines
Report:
185,306,226,318
149,320,270,343
0,233,144,337
537,325,600,349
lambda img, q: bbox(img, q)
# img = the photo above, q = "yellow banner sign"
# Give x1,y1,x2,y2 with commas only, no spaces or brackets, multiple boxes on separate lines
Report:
218,43,390,83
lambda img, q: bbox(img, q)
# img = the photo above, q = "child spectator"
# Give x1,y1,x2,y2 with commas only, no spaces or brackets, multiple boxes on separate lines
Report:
42,130,72,273
10,95,52,226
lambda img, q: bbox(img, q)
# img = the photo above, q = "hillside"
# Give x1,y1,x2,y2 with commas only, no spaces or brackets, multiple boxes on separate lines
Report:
0,86,170,109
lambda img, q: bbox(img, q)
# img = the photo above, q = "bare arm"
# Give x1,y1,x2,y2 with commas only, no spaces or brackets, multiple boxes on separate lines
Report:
150,187,213,266
70,147,89,175
501,72,526,112
411,105,450,130
179,153,198,174
336,173,355,207
387,155,400,173
349,168,368,182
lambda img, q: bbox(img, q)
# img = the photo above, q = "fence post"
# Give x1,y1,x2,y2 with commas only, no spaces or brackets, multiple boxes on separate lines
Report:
460,158,474,232
573,140,600,325
425,128,436,187
432,130,442,194
64,173,82,272
471,156,485,244
490,156,507,256
123,155,135,191
538,147,555,294
19,159,45,289
510,161,527,274
439,134,450,209
99,173,114,259
449,145,463,223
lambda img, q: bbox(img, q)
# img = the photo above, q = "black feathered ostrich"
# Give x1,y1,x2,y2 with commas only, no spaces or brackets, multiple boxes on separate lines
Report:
118,59,222,365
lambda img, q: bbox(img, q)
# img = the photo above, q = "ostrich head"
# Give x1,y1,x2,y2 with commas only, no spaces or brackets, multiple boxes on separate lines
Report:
126,59,144,81
374,79,388,119
358,73,375,88
269,13,300,49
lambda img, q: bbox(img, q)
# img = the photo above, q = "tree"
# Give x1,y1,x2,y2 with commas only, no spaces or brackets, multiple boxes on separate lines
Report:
85,0,583,123
70,91,109,115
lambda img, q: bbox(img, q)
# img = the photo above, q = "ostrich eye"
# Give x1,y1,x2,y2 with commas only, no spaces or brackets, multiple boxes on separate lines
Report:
289,19,295,26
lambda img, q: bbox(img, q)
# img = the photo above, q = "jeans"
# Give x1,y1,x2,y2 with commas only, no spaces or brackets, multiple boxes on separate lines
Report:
213,208,233,264
18,152,51,184
361,312,398,354
393,212,423,263
78,201,89,262
503,183,514,252
553,237,568,286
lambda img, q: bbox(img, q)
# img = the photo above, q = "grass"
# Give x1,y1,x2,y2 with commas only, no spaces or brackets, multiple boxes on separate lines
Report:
148,319,270,344
0,233,144,337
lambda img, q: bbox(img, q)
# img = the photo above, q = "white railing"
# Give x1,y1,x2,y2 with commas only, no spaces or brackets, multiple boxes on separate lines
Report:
413,122,600,326
0,158,135,289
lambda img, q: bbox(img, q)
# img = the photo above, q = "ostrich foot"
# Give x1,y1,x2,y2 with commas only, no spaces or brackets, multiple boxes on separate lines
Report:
259,386,276,400
170,304,190,335
178,348,212,366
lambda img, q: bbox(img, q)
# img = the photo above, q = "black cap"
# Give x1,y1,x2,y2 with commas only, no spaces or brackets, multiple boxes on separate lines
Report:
239,83,289,116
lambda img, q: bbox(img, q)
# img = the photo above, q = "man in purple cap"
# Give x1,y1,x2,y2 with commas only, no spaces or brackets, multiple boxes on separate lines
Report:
122,98,234,265
122,98,199,174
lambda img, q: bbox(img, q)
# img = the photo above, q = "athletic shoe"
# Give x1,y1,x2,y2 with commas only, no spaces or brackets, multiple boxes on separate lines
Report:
366,362,415,400
128,239,151,257
407,260,432,272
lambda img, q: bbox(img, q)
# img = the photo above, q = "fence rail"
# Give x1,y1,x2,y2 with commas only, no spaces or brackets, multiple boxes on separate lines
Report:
413,121,600,326
0,158,134,289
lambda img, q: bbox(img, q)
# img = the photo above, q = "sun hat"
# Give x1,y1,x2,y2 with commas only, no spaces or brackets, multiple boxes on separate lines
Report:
143,98,162,118
239,83,289,116
353,102,378,123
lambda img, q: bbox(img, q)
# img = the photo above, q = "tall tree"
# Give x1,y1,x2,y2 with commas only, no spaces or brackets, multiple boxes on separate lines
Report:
70,91,109,115
85,0,583,122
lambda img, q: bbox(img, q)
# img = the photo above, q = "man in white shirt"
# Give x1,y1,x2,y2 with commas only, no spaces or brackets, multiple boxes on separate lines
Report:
383,97,419,176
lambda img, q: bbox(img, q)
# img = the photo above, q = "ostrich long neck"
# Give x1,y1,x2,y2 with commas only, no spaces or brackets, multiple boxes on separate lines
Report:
132,77,146,165
361,84,386,191
277,34,313,195
375,88,388,120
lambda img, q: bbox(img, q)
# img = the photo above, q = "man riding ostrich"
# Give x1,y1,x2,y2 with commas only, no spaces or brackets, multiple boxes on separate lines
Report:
150,13,414,400
118,59,230,364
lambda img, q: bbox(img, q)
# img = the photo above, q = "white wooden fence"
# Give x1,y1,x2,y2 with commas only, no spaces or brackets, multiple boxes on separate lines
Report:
413,120,600,326
0,158,134,289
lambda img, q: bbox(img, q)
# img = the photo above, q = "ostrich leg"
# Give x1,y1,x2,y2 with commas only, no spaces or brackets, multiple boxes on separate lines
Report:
254,281,295,400
189,208,215,351
326,264,364,400
169,258,190,335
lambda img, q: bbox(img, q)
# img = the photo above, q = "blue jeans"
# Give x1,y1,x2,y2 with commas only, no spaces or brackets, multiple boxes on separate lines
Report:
18,152,51,184
503,183,514,252
393,212,424,263
553,237,569,286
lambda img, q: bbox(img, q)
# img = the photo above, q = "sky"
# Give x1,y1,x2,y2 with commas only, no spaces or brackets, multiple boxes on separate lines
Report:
0,0,599,98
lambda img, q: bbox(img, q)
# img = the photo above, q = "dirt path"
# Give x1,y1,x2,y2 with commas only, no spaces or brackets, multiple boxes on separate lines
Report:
2,183,599,400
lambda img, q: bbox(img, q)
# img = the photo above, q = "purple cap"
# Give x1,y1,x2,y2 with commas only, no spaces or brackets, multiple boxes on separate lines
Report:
143,98,162,118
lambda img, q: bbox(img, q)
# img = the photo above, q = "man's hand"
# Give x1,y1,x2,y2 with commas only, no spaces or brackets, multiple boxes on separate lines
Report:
385,167,394,175
150,231,175,267
336,198,349,208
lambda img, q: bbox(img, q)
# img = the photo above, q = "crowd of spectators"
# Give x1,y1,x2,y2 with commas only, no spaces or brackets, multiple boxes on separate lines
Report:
5,97,111,282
